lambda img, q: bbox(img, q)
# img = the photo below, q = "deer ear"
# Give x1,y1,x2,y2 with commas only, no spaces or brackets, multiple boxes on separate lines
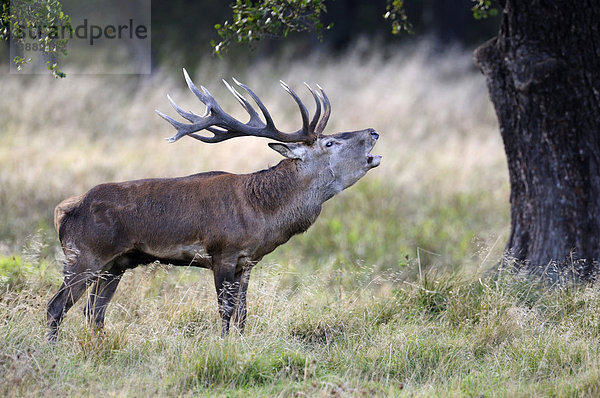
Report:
268,143,307,159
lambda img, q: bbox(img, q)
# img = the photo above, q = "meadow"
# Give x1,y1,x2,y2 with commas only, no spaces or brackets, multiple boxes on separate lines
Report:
2,43,599,396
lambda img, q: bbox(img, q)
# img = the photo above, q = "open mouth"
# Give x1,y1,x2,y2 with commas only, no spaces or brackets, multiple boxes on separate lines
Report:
366,130,381,168
367,153,382,167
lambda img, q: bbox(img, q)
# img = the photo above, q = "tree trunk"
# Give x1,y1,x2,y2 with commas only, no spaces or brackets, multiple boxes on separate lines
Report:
474,0,600,280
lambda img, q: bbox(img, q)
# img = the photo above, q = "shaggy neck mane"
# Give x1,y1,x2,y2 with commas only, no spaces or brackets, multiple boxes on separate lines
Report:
245,158,324,237
245,159,308,211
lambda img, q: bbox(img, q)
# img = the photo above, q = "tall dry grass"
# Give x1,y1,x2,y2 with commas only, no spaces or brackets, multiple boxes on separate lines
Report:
3,253,600,396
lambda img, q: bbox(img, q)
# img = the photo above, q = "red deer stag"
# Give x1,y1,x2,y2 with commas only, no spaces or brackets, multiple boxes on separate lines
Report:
47,69,381,341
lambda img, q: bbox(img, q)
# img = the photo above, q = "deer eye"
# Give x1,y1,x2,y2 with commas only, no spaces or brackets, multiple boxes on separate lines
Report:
325,141,334,147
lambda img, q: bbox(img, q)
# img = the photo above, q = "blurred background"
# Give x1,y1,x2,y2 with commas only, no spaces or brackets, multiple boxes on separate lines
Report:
0,0,508,279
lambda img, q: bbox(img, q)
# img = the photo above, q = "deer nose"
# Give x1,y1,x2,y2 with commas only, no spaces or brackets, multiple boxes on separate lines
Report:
370,130,379,140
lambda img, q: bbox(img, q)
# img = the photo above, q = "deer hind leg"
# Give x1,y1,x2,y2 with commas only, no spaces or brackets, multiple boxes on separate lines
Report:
47,271,95,342
84,263,125,331
46,249,107,342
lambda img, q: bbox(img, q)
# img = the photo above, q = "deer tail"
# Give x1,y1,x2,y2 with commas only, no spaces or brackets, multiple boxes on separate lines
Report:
53,193,85,235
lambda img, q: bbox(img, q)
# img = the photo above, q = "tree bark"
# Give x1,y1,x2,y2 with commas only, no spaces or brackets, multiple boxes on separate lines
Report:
474,0,600,280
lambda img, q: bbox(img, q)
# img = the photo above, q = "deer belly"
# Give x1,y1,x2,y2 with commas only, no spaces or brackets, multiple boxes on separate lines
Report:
140,243,210,264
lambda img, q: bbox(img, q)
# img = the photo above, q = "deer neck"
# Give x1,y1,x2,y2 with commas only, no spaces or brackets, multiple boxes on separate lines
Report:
245,159,334,234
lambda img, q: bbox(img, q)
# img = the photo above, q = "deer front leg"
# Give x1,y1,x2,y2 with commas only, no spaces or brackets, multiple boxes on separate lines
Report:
212,254,238,336
233,259,254,333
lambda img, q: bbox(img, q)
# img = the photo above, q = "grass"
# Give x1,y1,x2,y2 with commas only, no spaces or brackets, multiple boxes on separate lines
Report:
2,256,600,396
2,41,578,395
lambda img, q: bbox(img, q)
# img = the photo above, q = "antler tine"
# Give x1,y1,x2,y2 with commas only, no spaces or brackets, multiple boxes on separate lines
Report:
155,108,214,143
167,94,205,122
222,79,263,128
182,68,210,105
280,80,312,141
315,84,331,135
303,83,322,134
232,77,277,129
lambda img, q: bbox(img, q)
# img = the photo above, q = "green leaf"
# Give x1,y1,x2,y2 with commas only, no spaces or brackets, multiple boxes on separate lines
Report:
213,0,330,55
4,0,70,77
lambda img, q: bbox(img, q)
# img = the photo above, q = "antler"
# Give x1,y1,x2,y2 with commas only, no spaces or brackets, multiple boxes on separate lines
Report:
155,68,331,145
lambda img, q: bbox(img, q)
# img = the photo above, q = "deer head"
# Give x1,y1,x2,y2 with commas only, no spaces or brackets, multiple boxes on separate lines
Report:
155,69,381,201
